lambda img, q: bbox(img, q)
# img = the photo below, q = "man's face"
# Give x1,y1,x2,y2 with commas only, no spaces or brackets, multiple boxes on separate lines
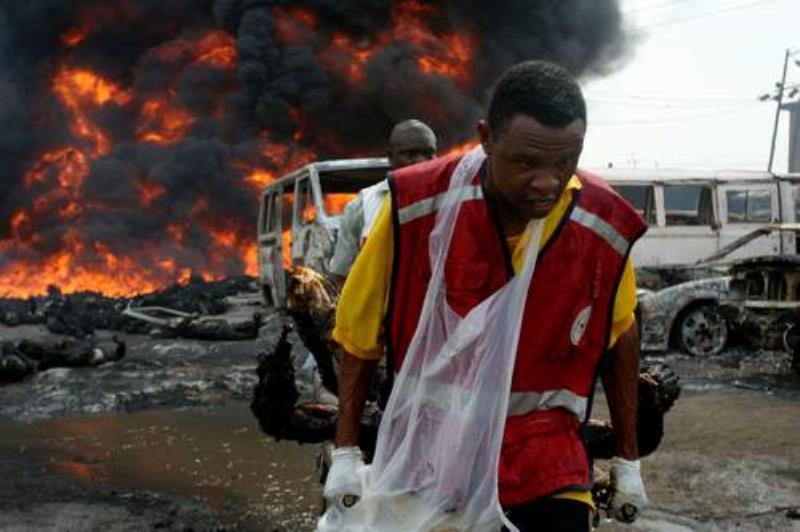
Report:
388,129,437,169
480,114,585,220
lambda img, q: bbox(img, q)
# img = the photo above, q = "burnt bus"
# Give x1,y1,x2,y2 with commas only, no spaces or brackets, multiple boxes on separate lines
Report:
257,158,388,307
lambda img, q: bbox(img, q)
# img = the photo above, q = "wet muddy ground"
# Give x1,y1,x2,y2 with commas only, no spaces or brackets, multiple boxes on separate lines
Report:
1,322,799,531
0,405,320,531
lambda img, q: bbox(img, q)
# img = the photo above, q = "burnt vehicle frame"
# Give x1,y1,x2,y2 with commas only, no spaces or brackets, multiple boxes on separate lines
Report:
257,158,389,308
721,255,800,366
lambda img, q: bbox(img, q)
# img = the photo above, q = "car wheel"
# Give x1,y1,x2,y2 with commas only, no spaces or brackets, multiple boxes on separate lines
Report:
676,303,728,357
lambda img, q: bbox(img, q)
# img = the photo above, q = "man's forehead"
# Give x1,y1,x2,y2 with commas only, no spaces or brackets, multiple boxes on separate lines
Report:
499,114,585,147
392,128,436,148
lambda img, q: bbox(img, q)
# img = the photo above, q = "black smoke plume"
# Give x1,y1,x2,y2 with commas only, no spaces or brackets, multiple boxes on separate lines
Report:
0,0,628,295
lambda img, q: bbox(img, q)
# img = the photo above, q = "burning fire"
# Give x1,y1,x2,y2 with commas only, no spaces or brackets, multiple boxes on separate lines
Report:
137,97,194,144
2,3,479,298
324,194,357,216
393,2,475,85
53,67,132,156
296,0,476,87
61,27,88,48
444,141,479,157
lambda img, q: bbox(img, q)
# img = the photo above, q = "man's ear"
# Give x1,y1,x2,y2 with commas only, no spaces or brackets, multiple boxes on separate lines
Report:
477,120,492,156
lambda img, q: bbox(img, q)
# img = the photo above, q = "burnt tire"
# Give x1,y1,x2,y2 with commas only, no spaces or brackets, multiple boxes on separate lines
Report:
675,303,728,357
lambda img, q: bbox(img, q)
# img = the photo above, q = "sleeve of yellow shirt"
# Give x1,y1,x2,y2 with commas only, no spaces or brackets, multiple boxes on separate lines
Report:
608,257,637,348
331,197,393,360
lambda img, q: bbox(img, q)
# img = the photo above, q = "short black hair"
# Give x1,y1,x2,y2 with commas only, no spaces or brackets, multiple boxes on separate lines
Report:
487,60,586,134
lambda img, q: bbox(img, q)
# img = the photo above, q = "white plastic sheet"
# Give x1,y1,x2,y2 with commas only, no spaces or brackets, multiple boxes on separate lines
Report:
324,146,544,531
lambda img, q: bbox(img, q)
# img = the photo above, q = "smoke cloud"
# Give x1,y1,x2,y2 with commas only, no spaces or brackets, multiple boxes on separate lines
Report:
0,0,628,295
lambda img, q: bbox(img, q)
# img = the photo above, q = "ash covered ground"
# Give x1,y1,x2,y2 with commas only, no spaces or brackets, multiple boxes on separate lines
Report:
1,298,799,531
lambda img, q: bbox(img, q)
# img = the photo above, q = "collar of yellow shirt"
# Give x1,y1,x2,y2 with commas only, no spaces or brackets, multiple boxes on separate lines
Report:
507,174,583,270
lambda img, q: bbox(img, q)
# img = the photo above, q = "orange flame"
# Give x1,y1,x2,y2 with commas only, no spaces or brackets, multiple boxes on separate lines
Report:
274,7,319,45
195,32,238,69
52,67,131,156
137,97,194,144
444,140,478,157
0,28,265,298
244,169,276,190
0,238,162,298
52,460,106,484
282,229,292,270
310,0,476,86
10,210,29,239
135,180,167,207
24,148,89,192
61,27,88,48
178,268,193,284
148,30,237,70
321,33,375,83
302,204,316,223
324,193,357,216
417,33,475,84
243,243,258,277
58,202,83,220
393,2,475,85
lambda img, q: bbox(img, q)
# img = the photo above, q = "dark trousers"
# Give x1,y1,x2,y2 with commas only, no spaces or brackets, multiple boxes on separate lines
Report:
504,497,591,532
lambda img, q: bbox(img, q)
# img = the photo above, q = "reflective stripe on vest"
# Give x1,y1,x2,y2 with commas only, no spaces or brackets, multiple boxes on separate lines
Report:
508,389,588,419
402,375,587,420
400,192,633,259
570,206,630,256
398,185,484,225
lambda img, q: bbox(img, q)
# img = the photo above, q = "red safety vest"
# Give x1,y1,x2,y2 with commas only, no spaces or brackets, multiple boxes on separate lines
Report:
385,153,647,506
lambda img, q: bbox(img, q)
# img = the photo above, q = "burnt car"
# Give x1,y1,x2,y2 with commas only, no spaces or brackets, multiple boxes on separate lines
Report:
635,224,800,358
637,276,731,357
721,256,800,367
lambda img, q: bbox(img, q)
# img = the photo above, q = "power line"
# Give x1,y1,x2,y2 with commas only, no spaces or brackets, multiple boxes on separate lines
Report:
591,102,760,126
587,99,755,110
585,89,756,105
623,0,692,16
629,0,782,33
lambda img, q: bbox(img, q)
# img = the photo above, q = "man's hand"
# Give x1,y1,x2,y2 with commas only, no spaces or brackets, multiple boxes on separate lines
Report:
323,446,365,509
609,456,648,523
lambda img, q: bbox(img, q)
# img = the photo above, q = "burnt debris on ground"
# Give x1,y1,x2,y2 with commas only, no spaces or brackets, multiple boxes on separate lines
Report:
0,336,125,383
0,276,260,385
0,275,258,338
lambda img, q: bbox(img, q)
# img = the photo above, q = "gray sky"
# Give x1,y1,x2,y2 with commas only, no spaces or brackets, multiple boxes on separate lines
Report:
582,0,799,172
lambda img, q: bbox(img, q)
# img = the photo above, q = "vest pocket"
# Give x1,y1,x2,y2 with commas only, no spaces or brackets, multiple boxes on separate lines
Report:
498,411,589,497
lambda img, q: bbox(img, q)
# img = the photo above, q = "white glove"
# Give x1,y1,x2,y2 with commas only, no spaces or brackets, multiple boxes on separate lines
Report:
609,457,648,523
323,446,365,510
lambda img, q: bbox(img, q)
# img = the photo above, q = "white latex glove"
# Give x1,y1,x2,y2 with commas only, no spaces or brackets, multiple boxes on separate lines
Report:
323,446,365,510
609,457,648,523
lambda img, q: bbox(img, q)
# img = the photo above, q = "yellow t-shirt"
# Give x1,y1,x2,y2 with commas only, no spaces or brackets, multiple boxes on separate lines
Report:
332,175,637,508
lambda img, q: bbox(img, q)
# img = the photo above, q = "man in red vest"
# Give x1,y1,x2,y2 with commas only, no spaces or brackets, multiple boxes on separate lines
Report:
325,61,648,531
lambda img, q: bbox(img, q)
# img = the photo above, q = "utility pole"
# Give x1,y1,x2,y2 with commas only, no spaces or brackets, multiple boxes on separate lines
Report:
758,48,800,173
767,49,795,173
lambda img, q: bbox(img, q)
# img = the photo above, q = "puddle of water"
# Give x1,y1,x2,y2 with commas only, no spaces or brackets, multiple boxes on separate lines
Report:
0,402,321,530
